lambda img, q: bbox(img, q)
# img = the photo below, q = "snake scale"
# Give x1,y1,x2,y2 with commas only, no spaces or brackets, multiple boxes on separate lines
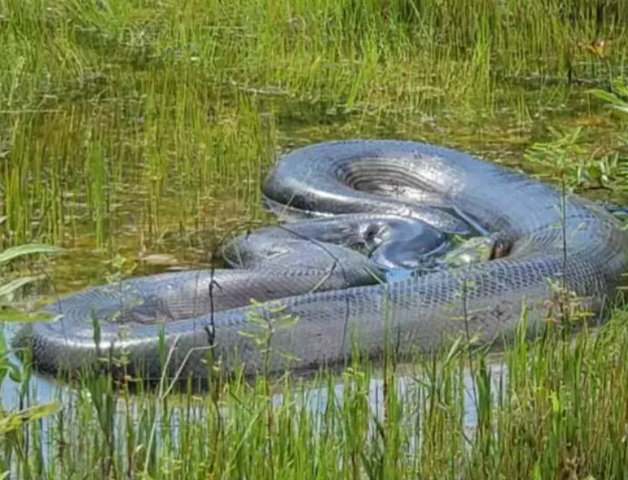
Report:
12,140,628,381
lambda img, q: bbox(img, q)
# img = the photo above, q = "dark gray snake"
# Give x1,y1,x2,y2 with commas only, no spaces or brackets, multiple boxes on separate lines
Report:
12,140,628,381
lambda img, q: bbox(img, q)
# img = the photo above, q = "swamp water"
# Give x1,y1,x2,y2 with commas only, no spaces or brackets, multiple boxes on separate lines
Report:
3,2,628,475
1,82,626,427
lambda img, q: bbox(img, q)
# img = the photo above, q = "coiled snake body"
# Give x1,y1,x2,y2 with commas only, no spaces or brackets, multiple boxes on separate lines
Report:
13,140,628,380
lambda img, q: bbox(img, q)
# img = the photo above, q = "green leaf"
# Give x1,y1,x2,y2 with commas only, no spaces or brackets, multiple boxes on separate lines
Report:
0,244,64,266
591,89,623,105
610,104,628,115
0,402,61,435
7,363,23,383
0,356,24,384
0,275,43,298
0,308,59,323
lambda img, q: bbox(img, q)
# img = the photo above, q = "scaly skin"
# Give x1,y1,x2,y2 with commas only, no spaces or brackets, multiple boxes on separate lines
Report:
12,140,628,381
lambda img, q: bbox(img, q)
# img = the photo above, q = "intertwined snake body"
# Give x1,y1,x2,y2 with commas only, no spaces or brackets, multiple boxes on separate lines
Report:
13,140,628,380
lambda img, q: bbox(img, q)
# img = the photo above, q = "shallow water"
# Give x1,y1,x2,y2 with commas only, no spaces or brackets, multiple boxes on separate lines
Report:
2,82,627,422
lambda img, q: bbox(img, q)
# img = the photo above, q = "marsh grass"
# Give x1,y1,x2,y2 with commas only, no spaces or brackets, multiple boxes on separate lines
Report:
2,303,628,479
2,1,628,478
1,0,628,286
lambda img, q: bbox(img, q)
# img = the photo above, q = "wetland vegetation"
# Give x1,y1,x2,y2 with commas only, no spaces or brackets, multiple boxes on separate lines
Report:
1,0,628,478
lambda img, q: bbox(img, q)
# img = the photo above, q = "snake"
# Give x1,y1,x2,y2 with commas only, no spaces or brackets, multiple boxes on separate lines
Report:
12,140,628,381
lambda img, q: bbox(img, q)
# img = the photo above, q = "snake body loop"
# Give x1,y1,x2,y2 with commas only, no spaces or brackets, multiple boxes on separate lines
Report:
13,140,628,380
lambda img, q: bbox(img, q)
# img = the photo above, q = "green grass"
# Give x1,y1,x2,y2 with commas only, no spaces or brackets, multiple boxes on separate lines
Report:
1,1,628,478
1,0,627,289
2,305,628,479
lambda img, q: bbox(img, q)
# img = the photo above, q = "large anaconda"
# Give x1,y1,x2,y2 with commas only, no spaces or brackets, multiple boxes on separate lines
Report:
12,140,628,380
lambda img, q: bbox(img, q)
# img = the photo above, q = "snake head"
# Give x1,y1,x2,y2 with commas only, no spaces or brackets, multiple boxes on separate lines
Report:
490,236,512,260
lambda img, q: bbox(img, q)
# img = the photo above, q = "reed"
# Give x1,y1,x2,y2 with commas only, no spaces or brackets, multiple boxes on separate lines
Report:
2,306,628,478
1,2,628,477
1,0,626,289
